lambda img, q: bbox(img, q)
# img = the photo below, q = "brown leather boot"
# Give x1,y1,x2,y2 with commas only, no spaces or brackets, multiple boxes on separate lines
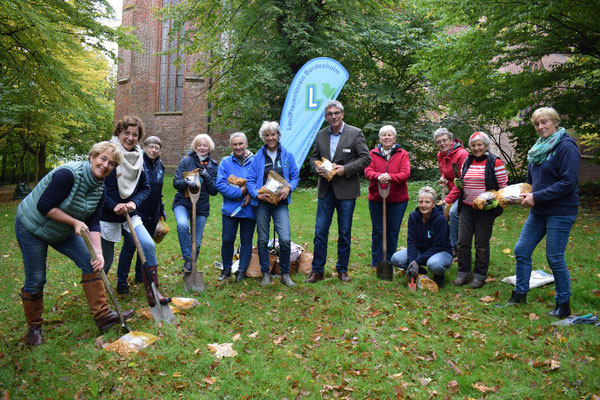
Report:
304,271,324,283
20,288,43,346
142,266,171,307
81,272,134,332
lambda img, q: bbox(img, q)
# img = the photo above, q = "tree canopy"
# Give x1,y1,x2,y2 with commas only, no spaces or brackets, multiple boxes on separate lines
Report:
162,0,440,166
418,0,600,176
0,0,138,181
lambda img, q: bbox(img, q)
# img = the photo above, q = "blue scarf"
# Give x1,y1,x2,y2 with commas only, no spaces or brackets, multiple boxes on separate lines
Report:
527,127,565,165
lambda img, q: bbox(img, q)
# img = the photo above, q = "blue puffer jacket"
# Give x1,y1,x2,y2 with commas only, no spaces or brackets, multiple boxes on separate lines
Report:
101,165,150,223
246,144,300,207
406,204,453,265
172,151,218,216
216,151,255,219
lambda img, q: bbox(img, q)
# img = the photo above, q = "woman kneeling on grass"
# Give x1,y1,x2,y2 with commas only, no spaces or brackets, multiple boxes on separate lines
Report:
391,186,453,287
500,107,579,318
15,142,135,346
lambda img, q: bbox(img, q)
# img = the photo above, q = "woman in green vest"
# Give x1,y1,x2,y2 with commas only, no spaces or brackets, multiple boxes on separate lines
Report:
15,142,135,346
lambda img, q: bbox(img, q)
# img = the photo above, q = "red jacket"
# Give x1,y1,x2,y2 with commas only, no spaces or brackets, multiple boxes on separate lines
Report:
364,144,410,203
437,139,468,203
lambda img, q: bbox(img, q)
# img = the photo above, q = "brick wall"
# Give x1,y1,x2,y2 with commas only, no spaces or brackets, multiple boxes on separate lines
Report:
114,0,229,167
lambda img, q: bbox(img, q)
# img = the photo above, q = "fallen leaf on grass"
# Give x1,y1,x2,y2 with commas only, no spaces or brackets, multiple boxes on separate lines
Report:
232,333,241,341
502,248,512,254
592,289,600,297
273,334,286,345
528,313,539,321
389,372,404,379
480,296,495,303
446,380,459,394
472,381,499,393
203,377,216,385
399,327,409,332
419,377,432,386
446,360,463,375
207,343,237,359
248,331,259,338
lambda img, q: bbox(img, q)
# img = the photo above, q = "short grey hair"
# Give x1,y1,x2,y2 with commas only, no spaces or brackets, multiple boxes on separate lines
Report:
379,125,397,138
433,128,453,141
325,100,344,113
417,186,438,203
229,132,248,145
258,121,281,142
468,131,490,148
143,136,162,147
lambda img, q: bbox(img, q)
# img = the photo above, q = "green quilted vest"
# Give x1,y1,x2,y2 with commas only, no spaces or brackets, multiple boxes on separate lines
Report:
17,161,104,242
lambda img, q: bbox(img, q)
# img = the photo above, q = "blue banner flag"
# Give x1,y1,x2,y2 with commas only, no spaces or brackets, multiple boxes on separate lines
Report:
280,57,349,170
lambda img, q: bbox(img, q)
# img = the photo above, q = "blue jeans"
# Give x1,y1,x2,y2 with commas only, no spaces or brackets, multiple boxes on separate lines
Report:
102,223,157,286
449,201,459,248
221,215,256,274
391,248,453,276
514,212,576,303
312,187,356,274
174,205,207,261
255,202,291,274
369,200,407,265
15,218,93,294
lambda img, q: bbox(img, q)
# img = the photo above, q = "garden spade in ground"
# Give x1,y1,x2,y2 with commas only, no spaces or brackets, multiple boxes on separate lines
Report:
184,186,205,292
81,230,131,333
125,214,176,324
376,182,393,281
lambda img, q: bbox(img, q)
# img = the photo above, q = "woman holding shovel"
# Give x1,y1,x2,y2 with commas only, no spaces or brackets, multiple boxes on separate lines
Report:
391,187,453,287
364,125,410,270
100,116,171,307
172,134,219,274
15,141,135,346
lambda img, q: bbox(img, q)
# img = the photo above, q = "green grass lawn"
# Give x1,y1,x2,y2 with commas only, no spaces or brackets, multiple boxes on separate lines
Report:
0,177,599,399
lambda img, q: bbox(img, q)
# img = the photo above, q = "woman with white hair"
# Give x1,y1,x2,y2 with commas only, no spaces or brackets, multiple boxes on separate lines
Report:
246,121,300,287
500,107,579,318
391,186,453,287
433,127,469,255
446,131,508,288
364,125,410,268
216,132,256,282
172,134,219,273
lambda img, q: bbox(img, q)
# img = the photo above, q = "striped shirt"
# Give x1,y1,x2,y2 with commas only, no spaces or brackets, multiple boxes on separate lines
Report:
462,158,508,205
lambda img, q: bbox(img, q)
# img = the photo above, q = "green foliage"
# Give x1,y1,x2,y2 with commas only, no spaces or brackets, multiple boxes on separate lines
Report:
0,0,139,181
162,0,439,165
1,178,599,398
417,0,600,174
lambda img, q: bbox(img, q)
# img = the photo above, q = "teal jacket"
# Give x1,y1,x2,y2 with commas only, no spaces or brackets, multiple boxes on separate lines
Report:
16,161,104,242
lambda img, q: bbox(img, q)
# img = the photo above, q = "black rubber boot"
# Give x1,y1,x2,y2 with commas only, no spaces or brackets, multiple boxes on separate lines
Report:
551,300,571,319
433,273,445,288
495,290,527,308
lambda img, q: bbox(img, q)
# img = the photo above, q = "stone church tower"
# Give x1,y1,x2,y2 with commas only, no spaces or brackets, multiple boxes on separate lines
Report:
114,0,221,166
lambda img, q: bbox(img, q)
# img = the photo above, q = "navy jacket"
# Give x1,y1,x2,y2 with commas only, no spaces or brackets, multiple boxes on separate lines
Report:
172,151,218,216
138,152,165,227
100,166,150,223
406,205,453,265
528,132,579,216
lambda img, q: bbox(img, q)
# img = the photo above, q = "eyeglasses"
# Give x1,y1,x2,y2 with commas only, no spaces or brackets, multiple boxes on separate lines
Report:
326,111,342,117
435,138,450,145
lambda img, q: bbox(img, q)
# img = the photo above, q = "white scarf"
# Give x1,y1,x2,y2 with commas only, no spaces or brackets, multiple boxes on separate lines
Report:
110,136,144,199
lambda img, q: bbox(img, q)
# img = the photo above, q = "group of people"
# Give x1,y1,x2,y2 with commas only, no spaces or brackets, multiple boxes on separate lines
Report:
15,102,580,346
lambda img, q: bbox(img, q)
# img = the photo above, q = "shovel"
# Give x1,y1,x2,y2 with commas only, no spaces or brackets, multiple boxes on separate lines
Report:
125,213,176,324
184,186,205,292
81,230,131,333
376,182,393,281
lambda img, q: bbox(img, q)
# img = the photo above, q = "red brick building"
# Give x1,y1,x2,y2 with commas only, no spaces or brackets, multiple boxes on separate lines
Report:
114,0,227,167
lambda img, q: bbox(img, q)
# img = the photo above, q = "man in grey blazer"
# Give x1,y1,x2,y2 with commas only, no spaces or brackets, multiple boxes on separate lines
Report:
305,100,371,283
